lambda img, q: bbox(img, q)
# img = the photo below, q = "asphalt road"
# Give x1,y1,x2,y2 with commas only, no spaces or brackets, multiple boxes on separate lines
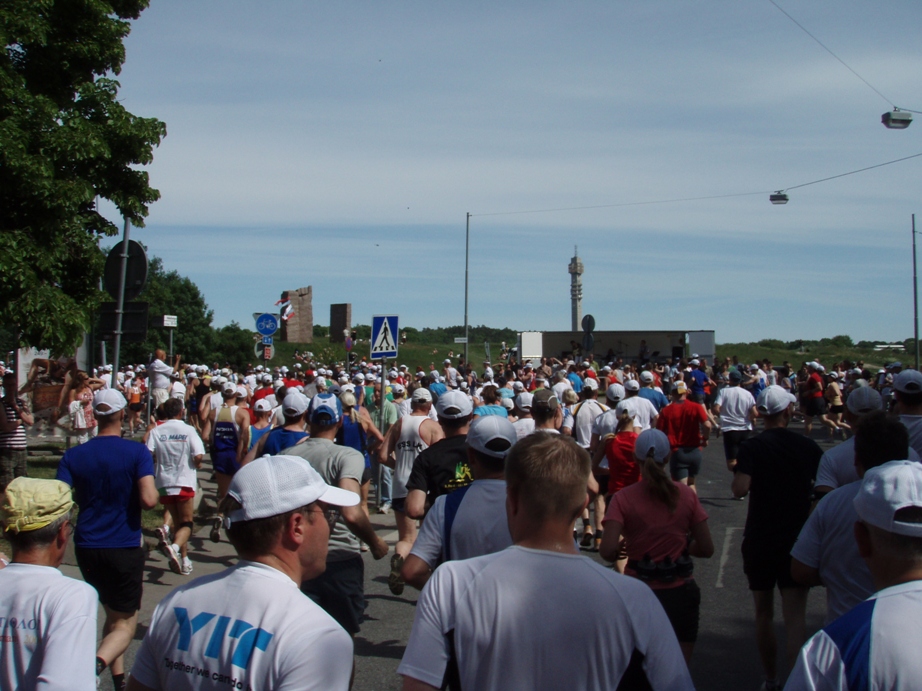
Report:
69,419,836,691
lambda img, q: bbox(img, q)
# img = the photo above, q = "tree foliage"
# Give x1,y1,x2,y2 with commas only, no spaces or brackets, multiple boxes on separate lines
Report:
0,0,166,353
106,255,257,370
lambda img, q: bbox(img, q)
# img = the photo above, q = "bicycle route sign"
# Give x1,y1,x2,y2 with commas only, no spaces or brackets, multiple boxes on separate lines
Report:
255,313,279,337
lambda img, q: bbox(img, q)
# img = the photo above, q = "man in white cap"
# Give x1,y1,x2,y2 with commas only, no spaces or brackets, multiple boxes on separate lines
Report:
894,369,922,458
56,389,158,691
791,412,911,625
813,386,921,501
397,433,692,691
616,380,659,433
126,456,358,691
0,477,98,690
404,391,475,520
637,370,669,412
731,385,823,691
401,415,516,590
786,460,922,690
512,392,535,440
203,381,251,542
380,387,444,595
147,397,205,576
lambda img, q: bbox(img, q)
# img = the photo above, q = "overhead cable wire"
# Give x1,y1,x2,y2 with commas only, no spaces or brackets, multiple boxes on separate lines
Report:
766,0,921,114
471,151,922,218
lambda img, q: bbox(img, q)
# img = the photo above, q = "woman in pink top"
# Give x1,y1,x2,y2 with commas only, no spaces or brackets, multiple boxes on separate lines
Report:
600,429,714,665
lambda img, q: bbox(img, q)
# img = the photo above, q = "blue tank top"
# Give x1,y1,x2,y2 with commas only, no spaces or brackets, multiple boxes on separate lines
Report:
213,406,239,456
263,428,309,455
248,424,273,451
337,412,370,468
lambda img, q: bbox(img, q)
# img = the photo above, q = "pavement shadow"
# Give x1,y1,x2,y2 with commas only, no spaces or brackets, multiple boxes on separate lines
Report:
354,636,406,661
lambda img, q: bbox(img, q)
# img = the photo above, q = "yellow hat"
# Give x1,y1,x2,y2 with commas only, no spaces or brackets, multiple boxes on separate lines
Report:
2,478,73,534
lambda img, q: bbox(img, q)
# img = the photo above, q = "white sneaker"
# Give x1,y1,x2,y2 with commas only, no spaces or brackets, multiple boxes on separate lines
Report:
181,557,193,576
165,544,182,574
156,525,171,554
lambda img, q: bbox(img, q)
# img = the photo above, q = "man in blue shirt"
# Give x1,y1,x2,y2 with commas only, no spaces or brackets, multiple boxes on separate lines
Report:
566,364,584,394
685,359,714,405
638,370,669,412
56,389,157,691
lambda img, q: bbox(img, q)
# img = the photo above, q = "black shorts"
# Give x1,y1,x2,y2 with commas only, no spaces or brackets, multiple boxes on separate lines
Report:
128,402,144,412
741,539,799,591
830,404,845,415
593,473,609,495
669,447,702,480
391,497,407,514
652,581,701,643
361,466,373,485
722,430,750,462
804,397,827,418
688,393,705,404
75,546,145,613
301,555,365,634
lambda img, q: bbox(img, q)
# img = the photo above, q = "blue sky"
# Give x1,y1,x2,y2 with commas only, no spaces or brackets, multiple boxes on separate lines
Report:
99,1,922,342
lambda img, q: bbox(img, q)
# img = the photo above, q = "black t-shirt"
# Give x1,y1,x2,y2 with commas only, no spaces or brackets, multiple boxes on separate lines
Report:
736,427,822,548
405,434,472,501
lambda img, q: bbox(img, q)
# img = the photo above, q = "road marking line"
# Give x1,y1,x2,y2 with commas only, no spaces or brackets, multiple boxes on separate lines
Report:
715,527,743,588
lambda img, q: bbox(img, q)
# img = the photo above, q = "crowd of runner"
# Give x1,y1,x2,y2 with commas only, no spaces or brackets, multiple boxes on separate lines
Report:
0,348,920,689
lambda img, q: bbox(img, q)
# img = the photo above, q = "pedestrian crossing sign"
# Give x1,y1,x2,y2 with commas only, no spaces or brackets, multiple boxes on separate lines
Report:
371,315,398,360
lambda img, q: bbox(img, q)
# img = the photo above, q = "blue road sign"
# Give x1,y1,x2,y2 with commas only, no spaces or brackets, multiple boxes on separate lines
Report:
255,313,279,337
371,315,398,360
262,336,273,345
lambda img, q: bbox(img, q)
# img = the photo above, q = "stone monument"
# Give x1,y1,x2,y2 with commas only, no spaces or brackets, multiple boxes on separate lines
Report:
280,286,313,343
330,304,351,343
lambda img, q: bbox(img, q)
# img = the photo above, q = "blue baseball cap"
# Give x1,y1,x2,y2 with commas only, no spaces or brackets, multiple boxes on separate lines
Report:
308,393,342,426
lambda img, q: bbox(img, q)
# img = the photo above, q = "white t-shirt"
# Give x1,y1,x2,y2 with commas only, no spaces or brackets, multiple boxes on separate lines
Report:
787,581,922,691
571,400,608,448
398,546,692,691
591,408,622,439
513,418,536,440
149,359,173,390
615,397,659,432
410,479,512,566
713,386,756,431
0,563,98,690
147,419,206,491
790,482,876,624
552,381,571,401
130,561,353,691
816,438,921,490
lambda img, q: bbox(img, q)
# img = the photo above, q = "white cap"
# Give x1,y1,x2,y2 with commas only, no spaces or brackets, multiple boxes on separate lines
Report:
500,397,514,411
467,416,517,459
391,383,406,395
633,429,671,463
353,373,365,383
756,385,797,416
624,380,640,392
93,389,126,415
222,382,237,395
273,379,285,390
640,371,654,383
429,371,440,380
341,383,356,394
226,455,358,527
512,381,525,392
854,461,922,538
584,377,599,391
443,358,451,364
515,392,534,411
846,387,882,415
254,399,272,413
606,383,626,402
412,387,433,402
435,390,471,419
236,385,247,398
282,392,309,417
689,359,700,366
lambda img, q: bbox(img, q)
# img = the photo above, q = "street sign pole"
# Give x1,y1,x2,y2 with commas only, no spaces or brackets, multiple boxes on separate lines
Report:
111,218,130,376
378,356,386,510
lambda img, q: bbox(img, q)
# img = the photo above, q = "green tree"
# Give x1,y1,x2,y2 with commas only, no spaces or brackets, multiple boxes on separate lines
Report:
113,256,215,365
0,0,166,353
210,322,258,370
